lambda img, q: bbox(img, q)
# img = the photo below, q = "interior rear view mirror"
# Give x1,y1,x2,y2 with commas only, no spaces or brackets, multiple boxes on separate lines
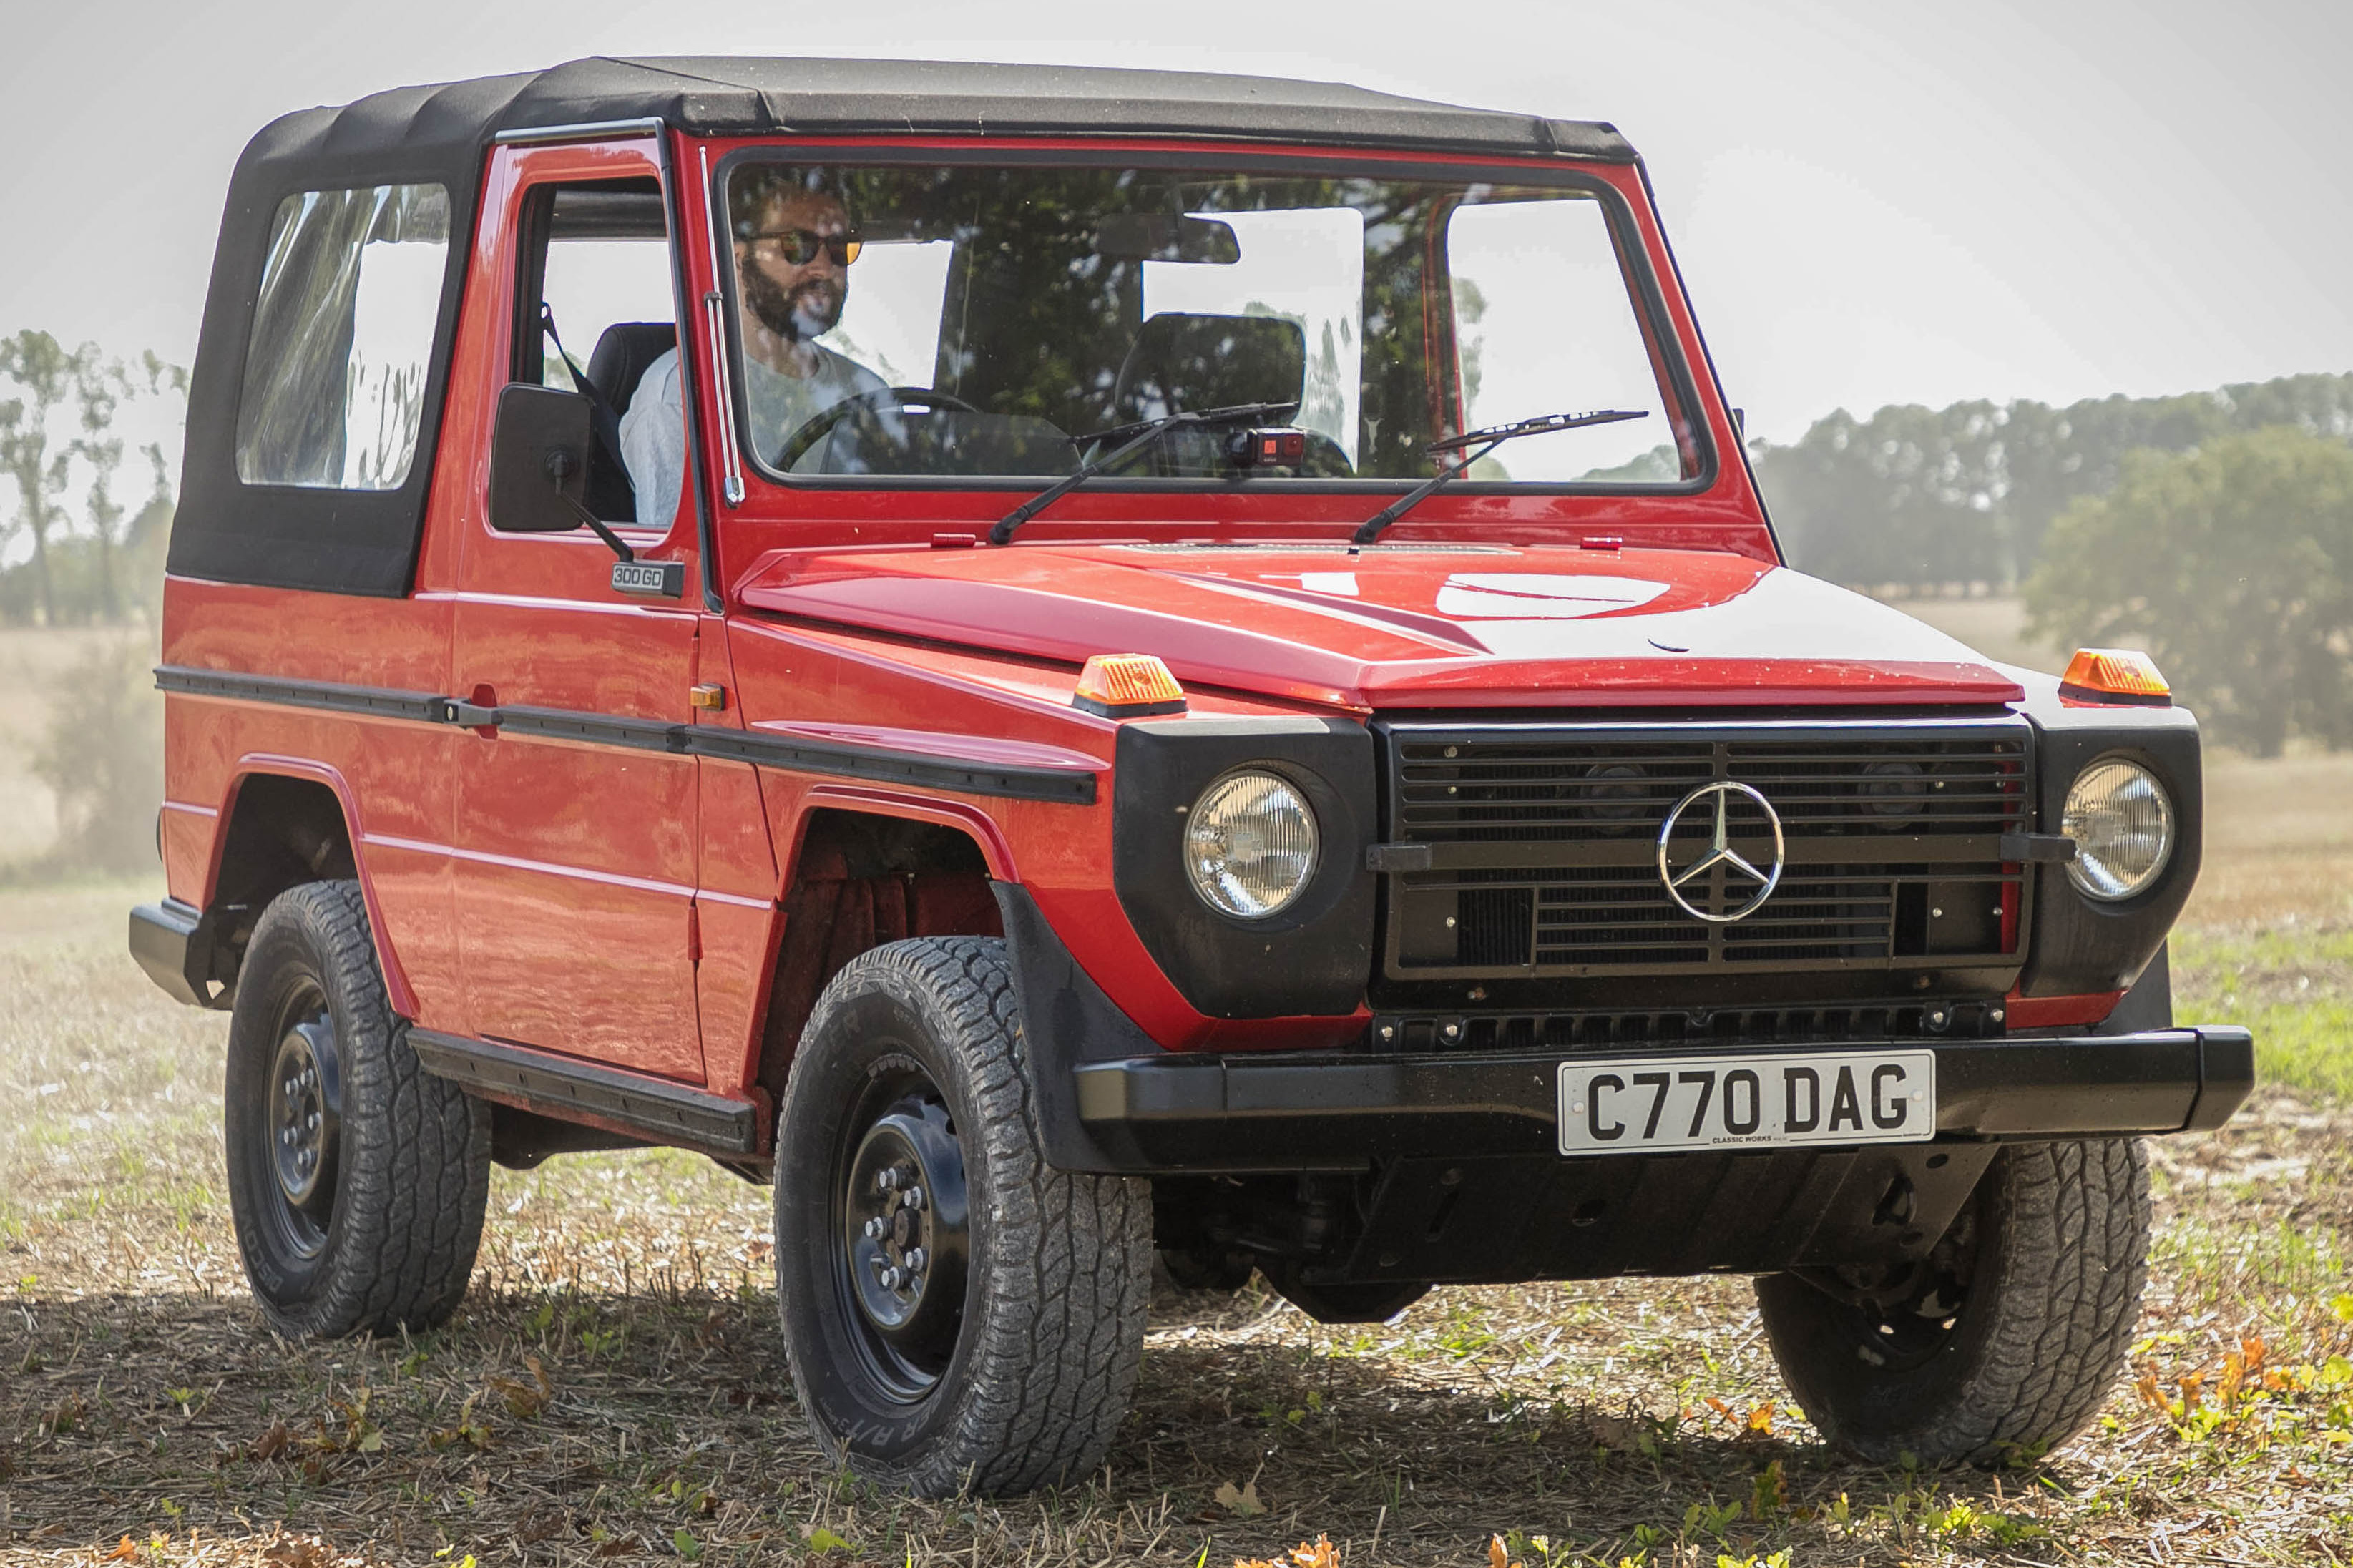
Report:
489,383,596,536
1093,213,1241,264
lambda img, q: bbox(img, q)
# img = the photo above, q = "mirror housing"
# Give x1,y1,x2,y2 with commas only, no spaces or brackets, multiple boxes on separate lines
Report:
489,383,595,535
1093,213,1240,264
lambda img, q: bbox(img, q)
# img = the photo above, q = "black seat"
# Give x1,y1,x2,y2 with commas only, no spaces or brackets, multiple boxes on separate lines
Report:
1110,312,1304,425
582,322,677,521
588,321,677,414
1106,313,1349,476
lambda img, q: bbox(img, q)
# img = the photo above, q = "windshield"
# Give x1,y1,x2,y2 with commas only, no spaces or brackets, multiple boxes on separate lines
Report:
717,159,1701,489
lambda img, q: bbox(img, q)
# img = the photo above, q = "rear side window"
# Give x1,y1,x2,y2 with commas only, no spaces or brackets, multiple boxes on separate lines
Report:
235,183,449,490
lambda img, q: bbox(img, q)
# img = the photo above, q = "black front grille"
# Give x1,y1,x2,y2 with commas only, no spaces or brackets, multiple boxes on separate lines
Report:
1382,719,2031,980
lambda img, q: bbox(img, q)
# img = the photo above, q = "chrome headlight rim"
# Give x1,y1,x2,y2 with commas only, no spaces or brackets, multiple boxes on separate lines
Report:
2061,755,2176,903
1182,766,1322,921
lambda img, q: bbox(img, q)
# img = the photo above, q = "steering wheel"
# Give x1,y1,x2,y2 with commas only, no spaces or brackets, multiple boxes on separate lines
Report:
772,386,981,472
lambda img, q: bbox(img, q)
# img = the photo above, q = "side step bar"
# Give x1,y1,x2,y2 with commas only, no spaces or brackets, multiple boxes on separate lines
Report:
407,1029,759,1155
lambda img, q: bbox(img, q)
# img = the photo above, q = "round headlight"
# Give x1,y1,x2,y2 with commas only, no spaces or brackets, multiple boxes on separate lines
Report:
1184,770,1320,918
2062,759,2174,901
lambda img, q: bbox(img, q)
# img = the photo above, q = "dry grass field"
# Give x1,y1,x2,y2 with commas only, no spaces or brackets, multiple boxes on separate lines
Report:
1,603,2349,1567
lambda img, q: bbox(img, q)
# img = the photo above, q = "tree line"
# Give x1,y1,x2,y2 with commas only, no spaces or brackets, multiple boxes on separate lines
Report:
0,329,185,627
1753,371,2353,591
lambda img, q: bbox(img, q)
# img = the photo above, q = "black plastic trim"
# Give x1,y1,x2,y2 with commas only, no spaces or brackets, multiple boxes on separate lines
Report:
1112,717,1376,1017
155,665,448,724
1058,1026,2255,1174
2015,696,2204,997
129,898,233,1009
408,1027,758,1153
152,665,1096,803
992,881,1168,1172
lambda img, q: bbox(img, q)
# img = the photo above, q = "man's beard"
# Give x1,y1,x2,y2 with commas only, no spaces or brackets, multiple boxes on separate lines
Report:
744,266,844,344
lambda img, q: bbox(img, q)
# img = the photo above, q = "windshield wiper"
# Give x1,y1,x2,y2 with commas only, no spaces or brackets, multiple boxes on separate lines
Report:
989,401,1300,544
1350,409,1648,546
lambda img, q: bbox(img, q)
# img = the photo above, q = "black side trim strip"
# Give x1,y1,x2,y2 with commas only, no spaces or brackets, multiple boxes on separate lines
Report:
155,665,447,724
408,1028,758,1153
690,727,1097,803
496,705,685,753
155,665,1099,803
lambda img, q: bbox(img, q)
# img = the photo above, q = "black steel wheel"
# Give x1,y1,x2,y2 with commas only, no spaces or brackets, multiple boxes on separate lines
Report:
1758,1139,2151,1466
253,981,344,1262
832,1073,972,1401
773,937,1151,1498
222,881,489,1338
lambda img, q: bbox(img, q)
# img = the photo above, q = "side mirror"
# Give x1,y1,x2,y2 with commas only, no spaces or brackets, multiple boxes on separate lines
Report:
489,383,596,536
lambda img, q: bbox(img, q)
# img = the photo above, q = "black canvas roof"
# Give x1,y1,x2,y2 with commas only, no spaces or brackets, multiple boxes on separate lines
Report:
172,59,1633,598
252,57,1635,170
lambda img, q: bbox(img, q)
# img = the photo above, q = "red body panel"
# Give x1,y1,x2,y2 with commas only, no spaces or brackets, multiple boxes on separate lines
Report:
159,124,2117,1114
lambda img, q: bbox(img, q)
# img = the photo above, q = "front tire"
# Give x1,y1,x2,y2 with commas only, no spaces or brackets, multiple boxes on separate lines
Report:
1758,1138,2151,1466
772,938,1152,1497
223,881,490,1338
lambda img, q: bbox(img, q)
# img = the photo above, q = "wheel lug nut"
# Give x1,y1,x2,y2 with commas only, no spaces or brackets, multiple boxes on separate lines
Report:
904,1248,926,1272
879,1266,904,1289
863,1217,885,1239
877,1167,900,1192
902,1187,924,1211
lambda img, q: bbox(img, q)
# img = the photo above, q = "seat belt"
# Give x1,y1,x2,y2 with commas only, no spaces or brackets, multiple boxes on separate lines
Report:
541,303,628,478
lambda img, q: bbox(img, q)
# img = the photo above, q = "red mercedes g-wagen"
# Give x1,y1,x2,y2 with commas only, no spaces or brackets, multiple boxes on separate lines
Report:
133,57,2248,1496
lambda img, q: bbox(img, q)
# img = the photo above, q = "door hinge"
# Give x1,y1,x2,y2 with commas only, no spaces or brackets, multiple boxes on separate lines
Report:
690,682,727,712
686,902,702,963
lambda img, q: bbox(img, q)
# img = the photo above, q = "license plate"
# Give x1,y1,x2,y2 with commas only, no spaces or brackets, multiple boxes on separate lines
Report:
1555,1049,1937,1156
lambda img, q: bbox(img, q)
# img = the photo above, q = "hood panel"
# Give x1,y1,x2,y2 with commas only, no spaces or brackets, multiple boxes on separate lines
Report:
736,543,2023,710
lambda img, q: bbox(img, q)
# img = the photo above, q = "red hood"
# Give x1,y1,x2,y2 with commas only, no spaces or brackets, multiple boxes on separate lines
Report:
735,542,2023,711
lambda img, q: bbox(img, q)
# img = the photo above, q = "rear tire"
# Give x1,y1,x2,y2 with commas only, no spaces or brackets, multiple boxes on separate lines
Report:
223,881,490,1338
1757,1138,2150,1466
772,937,1152,1497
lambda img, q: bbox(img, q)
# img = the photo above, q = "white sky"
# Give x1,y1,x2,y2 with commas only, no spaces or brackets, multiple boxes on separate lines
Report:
2,0,2347,445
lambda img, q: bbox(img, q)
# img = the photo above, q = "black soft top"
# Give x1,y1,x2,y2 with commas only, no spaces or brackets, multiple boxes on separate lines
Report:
253,56,1634,168
174,59,1633,598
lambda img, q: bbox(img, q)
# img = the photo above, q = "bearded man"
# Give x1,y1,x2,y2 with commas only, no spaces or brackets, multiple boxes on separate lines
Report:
620,171,887,524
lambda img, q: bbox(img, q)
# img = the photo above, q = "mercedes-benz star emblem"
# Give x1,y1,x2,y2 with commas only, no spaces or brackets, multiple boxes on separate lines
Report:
1655,781,1786,923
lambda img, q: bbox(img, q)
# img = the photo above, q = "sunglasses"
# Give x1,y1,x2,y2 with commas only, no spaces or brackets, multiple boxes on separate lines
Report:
744,229,862,266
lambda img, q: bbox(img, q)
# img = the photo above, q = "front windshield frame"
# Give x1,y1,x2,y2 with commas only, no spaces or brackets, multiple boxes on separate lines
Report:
706,143,1718,501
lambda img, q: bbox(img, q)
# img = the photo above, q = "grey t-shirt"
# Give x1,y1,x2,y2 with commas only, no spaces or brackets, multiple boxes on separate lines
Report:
619,343,889,527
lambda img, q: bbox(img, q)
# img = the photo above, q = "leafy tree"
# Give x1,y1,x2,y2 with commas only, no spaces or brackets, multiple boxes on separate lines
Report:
0,330,85,625
1757,371,2353,589
2025,427,2353,756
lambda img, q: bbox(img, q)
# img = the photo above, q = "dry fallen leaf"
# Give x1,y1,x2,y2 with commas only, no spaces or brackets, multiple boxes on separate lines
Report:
1214,1479,1267,1516
107,1537,138,1562
1487,1535,1522,1568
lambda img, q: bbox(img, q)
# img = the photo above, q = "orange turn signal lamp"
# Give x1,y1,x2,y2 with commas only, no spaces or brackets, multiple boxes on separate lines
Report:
1073,653,1188,718
2058,647,2171,707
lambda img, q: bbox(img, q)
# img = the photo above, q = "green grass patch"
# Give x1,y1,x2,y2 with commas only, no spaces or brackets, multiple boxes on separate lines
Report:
2173,926,2353,1100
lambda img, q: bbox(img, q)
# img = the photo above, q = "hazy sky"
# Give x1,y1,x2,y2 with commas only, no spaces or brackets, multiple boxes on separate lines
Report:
4,0,2347,442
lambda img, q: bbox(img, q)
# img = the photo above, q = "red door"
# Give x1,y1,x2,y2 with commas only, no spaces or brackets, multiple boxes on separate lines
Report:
442,139,708,1082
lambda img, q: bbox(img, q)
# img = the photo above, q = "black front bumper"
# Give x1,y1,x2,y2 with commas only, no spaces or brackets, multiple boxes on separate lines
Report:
1067,1028,2254,1175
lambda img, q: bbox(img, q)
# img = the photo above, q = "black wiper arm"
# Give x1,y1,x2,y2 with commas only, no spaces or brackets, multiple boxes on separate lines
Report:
989,401,1299,545
1350,408,1648,546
